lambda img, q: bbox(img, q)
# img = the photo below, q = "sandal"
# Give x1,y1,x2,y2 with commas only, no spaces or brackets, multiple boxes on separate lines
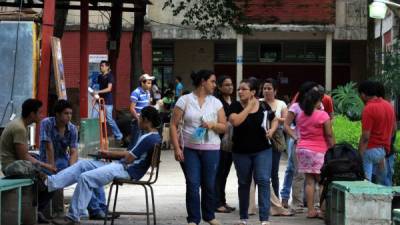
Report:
235,220,247,225
215,206,232,213
224,203,236,211
261,221,270,225
307,209,319,218
273,210,294,216
317,210,325,219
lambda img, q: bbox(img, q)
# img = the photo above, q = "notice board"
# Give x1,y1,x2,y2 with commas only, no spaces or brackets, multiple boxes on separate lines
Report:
51,37,67,100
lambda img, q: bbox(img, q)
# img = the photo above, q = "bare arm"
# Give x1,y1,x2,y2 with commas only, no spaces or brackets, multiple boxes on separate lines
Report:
15,143,57,173
97,83,112,94
358,130,370,155
69,148,78,165
202,108,227,134
278,107,288,124
284,111,297,140
129,102,139,120
98,150,130,160
44,142,55,168
229,98,257,127
170,107,184,162
323,120,335,148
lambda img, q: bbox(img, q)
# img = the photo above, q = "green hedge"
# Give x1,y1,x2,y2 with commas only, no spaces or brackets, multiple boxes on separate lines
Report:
332,115,361,148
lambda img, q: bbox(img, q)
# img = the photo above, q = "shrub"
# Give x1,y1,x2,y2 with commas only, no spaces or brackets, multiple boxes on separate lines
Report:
332,115,361,148
331,82,364,121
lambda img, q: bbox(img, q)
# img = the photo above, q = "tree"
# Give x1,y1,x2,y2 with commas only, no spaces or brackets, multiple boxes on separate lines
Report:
373,43,400,98
162,0,250,38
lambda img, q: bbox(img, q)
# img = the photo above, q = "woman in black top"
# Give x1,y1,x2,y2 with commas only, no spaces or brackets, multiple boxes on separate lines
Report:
229,78,278,225
214,76,237,213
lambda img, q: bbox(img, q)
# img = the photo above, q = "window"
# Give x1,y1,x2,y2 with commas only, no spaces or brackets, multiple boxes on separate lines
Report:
215,43,236,62
260,43,282,62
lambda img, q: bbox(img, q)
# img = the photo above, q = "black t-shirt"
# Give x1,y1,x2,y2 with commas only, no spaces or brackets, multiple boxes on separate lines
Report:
98,72,114,105
230,101,273,154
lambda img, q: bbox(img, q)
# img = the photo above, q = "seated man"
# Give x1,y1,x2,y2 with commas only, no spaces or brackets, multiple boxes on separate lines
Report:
0,99,56,223
39,99,108,219
50,106,162,225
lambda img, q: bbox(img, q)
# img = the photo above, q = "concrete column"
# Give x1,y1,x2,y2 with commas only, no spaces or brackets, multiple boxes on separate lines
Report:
325,33,333,91
236,34,243,99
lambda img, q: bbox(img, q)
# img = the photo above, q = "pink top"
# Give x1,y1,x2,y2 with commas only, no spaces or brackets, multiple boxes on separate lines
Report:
296,110,330,153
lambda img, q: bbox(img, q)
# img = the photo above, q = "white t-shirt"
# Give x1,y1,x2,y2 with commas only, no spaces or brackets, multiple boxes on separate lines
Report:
175,93,223,150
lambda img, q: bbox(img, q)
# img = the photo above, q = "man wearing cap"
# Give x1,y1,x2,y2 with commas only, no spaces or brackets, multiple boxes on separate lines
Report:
129,73,154,148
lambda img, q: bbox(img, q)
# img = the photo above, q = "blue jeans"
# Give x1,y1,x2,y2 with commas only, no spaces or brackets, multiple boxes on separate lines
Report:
233,149,272,222
363,147,386,185
92,104,123,140
128,120,142,150
56,159,106,215
385,154,395,186
280,137,295,200
183,148,219,224
47,160,130,222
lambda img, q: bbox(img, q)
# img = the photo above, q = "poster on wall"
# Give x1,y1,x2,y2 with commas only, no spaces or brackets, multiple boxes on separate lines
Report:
88,54,108,117
51,37,67,100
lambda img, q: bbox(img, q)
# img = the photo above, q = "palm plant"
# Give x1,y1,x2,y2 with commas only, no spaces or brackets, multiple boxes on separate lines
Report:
331,82,364,121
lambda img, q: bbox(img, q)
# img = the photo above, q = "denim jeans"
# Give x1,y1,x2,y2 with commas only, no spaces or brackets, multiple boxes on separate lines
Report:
385,154,395,186
182,148,220,224
280,137,295,200
92,104,123,140
128,120,142,150
215,150,233,208
363,147,386,185
56,159,106,215
47,160,130,222
233,149,272,222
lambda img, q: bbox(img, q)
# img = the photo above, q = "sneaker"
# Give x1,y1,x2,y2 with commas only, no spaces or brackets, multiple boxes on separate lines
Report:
89,211,120,220
261,221,270,225
52,217,80,225
206,219,222,225
188,223,197,225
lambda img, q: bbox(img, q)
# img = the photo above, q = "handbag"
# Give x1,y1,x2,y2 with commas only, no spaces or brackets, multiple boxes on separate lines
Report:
221,122,233,152
271,129,286,152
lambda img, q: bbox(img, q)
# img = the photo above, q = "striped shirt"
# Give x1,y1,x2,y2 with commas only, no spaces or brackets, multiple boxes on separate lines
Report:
130,87,150,114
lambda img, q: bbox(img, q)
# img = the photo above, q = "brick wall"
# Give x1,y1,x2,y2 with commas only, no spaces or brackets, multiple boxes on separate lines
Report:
61,31,152,110
237,0,335,24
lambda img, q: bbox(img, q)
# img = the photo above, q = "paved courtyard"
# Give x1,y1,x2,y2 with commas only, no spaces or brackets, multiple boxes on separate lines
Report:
64,150,324,225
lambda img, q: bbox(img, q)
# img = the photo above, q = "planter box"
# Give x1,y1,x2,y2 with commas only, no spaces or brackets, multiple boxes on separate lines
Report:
326,181,392,225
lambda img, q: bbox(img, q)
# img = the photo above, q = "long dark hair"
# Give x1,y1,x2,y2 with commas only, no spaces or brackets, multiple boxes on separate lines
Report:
215,75,232,98
300,89,323,116
190,70,214,87
297,81,318,103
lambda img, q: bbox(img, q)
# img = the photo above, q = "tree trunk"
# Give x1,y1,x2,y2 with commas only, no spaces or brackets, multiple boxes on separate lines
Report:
130,3,145,91
367,0,376,79
53,0,69,38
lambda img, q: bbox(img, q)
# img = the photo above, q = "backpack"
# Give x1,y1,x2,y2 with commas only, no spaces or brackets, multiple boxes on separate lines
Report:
319,143,365,206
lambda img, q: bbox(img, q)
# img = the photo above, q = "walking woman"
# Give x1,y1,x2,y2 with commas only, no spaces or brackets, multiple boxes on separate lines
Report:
229,78,278,225
286,88,335,218
261,78,288,198
215,75,237,213
170,70,227,225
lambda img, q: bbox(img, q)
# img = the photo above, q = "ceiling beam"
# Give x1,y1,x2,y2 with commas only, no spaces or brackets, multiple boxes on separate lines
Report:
0,2,144,12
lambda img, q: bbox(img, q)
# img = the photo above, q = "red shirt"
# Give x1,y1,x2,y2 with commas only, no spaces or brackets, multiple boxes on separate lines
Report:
361,98,396,153
322,94,334,117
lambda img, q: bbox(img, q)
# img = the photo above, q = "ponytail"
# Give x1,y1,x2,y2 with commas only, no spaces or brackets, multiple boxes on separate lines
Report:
300,89,323,116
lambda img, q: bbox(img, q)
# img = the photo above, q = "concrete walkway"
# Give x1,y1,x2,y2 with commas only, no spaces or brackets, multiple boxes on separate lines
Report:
65,150,324,225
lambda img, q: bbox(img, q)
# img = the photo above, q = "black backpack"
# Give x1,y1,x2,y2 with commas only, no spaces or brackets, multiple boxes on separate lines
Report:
319,143,365,205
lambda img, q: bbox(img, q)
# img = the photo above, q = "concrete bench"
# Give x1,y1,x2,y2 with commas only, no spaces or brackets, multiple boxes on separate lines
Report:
326,180,393,225
0,179,35,225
